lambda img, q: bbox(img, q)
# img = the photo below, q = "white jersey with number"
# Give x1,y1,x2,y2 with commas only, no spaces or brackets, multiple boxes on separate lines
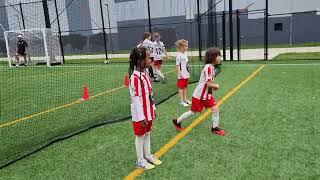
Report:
152,41,165,60
129,70,155,122
176,52,190,79
192,64,215,100
138,39,154,57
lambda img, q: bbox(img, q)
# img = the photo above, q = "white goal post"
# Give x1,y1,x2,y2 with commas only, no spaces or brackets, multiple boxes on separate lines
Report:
4,28,63,67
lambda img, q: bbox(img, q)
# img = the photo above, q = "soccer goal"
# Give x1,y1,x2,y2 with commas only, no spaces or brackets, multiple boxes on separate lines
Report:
4,28,63,67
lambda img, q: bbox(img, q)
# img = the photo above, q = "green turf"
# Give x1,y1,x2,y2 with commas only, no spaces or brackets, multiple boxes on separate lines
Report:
0,59,202,167
272,52,320,61
1,61,319,179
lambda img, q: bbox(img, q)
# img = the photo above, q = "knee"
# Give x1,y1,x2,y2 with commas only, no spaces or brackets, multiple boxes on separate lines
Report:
189,111,195,115
211,106,219,113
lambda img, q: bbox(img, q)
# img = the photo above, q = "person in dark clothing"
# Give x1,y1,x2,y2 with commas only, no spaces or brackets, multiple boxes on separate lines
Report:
15,34,28,67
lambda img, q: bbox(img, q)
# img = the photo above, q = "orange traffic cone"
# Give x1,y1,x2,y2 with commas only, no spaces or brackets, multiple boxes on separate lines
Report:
81,84,90,101
124,74,129,87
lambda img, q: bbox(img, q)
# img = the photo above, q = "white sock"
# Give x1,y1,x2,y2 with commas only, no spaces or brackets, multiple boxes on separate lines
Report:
153,70,157,78
135,135,145,162
155,70,164,79
212,111,219,128
143,132,151,159
177,111,195,124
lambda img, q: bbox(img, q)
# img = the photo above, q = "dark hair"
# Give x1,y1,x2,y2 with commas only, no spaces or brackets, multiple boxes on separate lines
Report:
142,32,151,41
205,47,221,64
128,47,147,77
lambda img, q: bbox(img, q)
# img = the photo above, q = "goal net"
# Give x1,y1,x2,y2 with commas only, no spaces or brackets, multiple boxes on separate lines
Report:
4,28,63,67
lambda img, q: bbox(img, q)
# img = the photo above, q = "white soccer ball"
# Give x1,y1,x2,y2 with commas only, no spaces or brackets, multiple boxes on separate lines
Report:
104,60,110,64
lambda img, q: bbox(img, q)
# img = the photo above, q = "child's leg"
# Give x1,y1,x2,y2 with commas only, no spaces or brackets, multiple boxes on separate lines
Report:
155,65,164,79
179,89,184,103
154,65,160,81
135,135,145,162
177,110,195,124
23,55,27,64
149,64,155,80
144,131,162,165
15,53,19,63
151,62,156,79
183,88,191,103
211,106,219,128
211,105,225,135
143,132,151,159
184,88,187,100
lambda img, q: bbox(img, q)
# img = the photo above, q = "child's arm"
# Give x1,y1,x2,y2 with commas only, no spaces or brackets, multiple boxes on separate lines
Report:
176,65,183,79
176,55,183,78
206,80,219,90
163,48,171,59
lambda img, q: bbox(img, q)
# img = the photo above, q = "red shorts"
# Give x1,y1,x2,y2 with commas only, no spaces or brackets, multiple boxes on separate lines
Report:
177,79,188,89
191,97,217,112
132,120,153,136
153,60,163,66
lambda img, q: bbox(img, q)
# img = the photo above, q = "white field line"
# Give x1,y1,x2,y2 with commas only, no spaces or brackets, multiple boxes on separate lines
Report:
1,46,320,61
1,63,320,69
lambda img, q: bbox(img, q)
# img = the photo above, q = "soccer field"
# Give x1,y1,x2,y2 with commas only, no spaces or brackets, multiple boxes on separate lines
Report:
0,60,320,179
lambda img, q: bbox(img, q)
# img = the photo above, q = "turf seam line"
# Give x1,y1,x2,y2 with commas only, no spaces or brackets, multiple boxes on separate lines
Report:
124,64,266,180
8,67,101,81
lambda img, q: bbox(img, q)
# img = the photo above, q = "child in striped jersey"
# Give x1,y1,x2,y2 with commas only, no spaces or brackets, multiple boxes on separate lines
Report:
128,47,162,170
173,48,225,135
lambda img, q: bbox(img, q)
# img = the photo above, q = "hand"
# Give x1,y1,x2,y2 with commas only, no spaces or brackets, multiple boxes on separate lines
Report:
154,111,158,119
213,84,220,90
141,119,148,128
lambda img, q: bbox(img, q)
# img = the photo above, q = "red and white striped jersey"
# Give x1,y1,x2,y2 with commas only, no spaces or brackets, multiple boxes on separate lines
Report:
192,64,215,100
129,70,155,122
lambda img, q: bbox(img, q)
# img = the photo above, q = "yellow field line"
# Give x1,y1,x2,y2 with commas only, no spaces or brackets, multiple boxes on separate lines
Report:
0,86,126,128
124,65,266,180
0,69,176,128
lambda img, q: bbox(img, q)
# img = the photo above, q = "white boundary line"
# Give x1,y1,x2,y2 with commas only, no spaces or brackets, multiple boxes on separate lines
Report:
1,46,320,62
1,63,320,69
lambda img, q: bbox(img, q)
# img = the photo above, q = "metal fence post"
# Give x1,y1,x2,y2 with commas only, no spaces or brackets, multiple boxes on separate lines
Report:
54,0,65,63
147,0,152,33
19,3,25,29
222,11,226,61
99,0,108,61
236,9,240,61
197,0,202,61
42,0,51,28
264,0,269,60
229,0,233,61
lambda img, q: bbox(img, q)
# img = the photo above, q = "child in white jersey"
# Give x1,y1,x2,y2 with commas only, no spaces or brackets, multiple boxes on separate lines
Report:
151,32,170,82
173,47,225,136
138,32,155,80
128,47,162,170
175,39,191,107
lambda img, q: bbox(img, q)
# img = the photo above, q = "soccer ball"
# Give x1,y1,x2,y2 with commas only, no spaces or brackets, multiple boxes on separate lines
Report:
104,60,110,64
